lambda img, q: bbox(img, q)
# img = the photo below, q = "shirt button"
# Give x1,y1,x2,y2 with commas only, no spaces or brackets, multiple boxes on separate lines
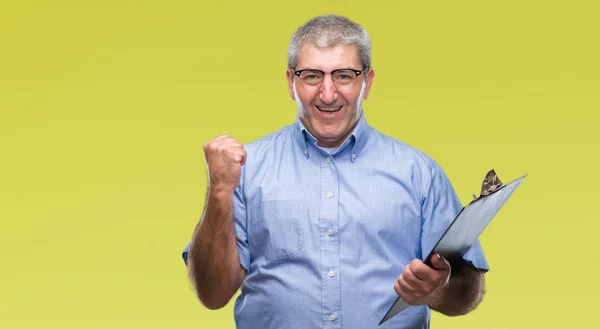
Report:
328,271,334,277
329,314,336,321
325,158,331,164
351,154,357,159
327,192,333,198
327,229,333,236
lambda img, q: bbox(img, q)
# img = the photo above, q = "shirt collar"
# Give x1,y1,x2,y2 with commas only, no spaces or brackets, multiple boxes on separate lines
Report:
292,111,370,163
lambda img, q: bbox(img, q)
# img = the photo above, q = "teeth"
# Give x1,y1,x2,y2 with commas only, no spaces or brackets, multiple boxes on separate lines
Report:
319,107,341,112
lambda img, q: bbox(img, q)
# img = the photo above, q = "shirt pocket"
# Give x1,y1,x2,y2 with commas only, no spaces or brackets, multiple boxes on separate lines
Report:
249,199,306,262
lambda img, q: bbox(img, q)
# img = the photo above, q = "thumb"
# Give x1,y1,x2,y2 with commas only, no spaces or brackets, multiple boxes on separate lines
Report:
430,253,451,271
240,150,247,165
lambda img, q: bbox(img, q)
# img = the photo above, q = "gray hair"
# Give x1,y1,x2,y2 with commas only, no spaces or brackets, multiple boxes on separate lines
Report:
287,15,371,70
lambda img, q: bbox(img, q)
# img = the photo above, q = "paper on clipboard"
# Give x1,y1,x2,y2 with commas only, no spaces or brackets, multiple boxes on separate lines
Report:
379,170,527,325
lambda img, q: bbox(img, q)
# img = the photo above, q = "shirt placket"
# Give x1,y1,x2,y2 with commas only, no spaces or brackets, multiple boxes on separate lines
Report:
320,154,341,329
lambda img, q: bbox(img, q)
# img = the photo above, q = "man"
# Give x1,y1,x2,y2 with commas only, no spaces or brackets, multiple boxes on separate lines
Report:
182,14,488,329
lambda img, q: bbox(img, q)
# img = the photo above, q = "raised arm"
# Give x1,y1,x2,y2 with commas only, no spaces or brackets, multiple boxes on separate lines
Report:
187,135,248,310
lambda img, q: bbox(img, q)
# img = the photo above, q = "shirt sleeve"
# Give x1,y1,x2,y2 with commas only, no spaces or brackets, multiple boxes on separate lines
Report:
420,161,489,271
181,178,250,271
233,182,250,270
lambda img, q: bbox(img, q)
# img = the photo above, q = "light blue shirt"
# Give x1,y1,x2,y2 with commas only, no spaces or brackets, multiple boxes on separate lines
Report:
182,112,488,329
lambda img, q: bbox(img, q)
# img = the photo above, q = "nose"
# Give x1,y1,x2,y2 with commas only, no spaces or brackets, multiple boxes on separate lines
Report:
318,74,337,104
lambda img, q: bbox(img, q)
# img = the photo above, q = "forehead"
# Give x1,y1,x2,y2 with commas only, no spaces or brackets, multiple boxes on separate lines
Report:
296,44,361,70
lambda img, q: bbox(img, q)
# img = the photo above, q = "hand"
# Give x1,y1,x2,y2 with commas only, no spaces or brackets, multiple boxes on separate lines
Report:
393,253,451,306
203,135,247,193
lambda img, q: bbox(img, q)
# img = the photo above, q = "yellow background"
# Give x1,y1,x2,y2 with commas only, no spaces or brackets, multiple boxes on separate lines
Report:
1,0,598,328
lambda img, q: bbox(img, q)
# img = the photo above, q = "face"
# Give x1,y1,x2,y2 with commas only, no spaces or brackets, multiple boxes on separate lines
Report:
287,44,375,148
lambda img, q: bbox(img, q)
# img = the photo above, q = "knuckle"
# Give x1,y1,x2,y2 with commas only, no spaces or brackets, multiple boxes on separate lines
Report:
393,282,401,294
397,275,405,285
401,275,410,285
402,273,410,281
215,143,227,153
206,140,221,150
397,279,406,290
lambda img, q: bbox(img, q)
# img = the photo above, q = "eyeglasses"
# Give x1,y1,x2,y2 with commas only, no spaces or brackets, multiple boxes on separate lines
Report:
293,67,367,91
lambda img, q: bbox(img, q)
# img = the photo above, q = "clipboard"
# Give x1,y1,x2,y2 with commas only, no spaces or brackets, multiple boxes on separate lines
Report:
379,170,527,325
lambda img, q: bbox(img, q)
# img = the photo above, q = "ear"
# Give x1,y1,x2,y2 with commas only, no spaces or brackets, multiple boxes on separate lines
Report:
363,67,376,100
286,68,295,100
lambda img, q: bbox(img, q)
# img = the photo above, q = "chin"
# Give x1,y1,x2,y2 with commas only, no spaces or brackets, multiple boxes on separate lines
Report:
315,129,346,141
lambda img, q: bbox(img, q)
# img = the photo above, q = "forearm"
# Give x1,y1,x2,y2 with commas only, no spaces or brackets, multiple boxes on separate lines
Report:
188,186,244,310
428,262,486,316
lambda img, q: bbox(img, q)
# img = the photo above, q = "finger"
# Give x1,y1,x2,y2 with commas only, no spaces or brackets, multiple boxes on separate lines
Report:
393,280,403,297
242,149,248,165
240,149,247,165
410,260,448,294
429,253,451,272
403,266,433,296
409,259,434,282
229,148,242,162
394,276,419,297
398,276,422,297
402,264,419,286
394,277,423,305
229,139,244,149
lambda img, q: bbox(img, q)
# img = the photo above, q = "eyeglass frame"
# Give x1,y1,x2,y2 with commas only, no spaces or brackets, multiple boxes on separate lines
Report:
292,67,369,90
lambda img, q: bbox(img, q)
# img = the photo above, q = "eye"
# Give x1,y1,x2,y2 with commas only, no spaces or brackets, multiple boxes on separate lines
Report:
333,70,357,81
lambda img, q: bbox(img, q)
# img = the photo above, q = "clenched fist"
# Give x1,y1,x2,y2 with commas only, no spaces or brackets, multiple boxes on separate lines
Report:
203,135,247,193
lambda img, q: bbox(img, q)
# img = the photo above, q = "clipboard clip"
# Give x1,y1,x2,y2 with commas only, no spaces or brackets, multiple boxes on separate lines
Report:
470,169,505,204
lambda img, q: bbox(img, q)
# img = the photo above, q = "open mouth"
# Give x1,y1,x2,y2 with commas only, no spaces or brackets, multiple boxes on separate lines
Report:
317,106,342,113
